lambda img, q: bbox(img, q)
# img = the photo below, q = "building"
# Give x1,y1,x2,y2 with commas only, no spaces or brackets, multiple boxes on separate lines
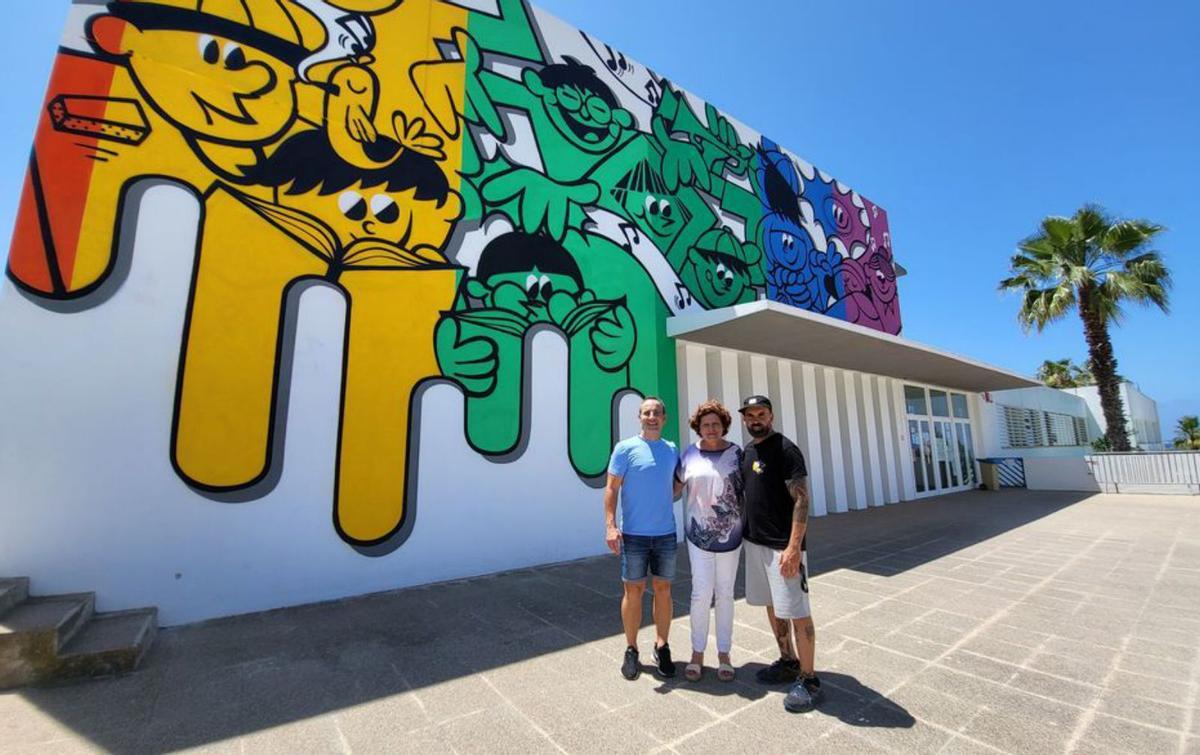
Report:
1063,383,1164,451
1,0,1038,625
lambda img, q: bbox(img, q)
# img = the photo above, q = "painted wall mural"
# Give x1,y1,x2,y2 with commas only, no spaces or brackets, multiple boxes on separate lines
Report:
6,0,902,551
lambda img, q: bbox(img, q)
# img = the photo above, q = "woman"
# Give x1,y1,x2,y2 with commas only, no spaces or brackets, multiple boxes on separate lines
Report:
677,399,744,682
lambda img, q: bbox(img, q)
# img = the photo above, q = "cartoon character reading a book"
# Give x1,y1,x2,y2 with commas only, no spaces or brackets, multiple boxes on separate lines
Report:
174,125,463,546
435,231,635,468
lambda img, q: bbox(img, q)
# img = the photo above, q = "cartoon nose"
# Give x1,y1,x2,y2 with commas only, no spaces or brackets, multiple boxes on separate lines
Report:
363,220,377,236
236,60,277,99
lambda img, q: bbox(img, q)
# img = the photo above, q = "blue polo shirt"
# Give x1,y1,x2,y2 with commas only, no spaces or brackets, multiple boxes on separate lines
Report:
608,435,679,536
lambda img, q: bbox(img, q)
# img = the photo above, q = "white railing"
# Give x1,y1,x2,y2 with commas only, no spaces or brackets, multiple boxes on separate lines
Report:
1084,451,1200,495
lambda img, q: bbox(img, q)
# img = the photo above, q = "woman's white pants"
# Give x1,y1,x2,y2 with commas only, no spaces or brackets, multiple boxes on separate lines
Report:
687,541,742,654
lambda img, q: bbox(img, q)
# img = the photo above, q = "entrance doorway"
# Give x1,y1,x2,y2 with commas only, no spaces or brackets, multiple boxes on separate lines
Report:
904,385,977,496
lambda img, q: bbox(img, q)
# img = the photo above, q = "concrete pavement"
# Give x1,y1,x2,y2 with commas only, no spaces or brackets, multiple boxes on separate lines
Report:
3,490,1199,754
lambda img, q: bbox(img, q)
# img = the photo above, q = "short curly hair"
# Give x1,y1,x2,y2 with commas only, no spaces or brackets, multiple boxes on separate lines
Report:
689,400,732,435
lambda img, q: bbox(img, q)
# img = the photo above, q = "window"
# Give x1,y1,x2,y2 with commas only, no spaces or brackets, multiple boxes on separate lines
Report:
904,385,927,415
930,390,949,417
1044,412,1077,447
951,393,969,419
1001,405,1087,448
1073,417,1088,445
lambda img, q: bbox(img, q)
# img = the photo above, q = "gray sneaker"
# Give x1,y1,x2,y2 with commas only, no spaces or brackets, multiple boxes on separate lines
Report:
783,675,823,713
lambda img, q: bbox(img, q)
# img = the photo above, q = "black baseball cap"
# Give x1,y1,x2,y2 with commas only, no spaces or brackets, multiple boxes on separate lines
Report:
739,395,772,413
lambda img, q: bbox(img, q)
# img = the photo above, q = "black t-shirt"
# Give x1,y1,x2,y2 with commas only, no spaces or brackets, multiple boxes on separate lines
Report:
741,433,808,551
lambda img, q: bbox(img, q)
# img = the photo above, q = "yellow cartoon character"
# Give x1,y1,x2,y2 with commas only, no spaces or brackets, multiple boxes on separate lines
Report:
89,0,326,178
174,126,463,546
8,0,328,299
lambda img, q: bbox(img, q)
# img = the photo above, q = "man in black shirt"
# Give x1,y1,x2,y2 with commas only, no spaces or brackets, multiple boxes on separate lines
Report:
739,395,822,713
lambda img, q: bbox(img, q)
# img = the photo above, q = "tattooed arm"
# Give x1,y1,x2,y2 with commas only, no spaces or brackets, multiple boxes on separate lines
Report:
779,476,810,579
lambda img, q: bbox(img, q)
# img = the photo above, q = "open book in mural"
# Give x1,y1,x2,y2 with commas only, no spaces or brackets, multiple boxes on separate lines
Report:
6,0,902,550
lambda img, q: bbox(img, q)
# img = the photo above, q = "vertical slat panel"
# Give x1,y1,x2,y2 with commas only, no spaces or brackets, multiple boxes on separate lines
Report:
683,344,708,445
843,371,867,510
823,367,848,513
877,376,901,503
801,364,828,517
721,350,743,447
860,374,884,506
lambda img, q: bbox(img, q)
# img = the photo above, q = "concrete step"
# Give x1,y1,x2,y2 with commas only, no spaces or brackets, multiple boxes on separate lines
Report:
0,578,30,617
0,594,95,688
56,608,158,682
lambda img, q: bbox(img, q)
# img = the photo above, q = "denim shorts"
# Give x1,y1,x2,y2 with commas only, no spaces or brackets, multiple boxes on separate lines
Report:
621,533,678,582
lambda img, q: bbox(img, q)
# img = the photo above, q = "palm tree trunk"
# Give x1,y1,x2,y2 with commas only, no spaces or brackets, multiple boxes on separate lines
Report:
1078,287,1131,451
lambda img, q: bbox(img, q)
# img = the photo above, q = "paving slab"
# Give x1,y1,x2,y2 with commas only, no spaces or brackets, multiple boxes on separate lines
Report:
3,490,1199,753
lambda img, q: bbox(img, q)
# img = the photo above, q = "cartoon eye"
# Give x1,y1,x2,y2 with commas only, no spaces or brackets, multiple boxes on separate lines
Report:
338,191,367,221
782,232,794,249
223,42,246,70
199,35,219,65
370,194,399,223
586,97,610,123
832,202,849,231
538,275,553,299
525,274,539,293
716,262,727,277
556,86,582,110
659,200,672,219
645,195,659,216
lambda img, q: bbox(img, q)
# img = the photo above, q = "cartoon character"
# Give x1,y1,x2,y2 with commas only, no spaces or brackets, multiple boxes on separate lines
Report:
840,199,901,334
802,172,869,258
88,0,326,177
755,141,843,315
174,127,463,546
435,231,635,468
682,227,764,309
7,0,329,299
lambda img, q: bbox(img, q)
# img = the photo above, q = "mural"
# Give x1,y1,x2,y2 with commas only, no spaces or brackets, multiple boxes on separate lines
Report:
6,0,902,551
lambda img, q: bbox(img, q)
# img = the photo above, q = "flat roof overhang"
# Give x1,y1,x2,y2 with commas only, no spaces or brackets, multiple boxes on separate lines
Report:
667,301,1038,393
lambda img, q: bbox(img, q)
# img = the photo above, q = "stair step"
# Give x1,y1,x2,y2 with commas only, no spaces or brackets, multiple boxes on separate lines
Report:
56,609,158,681
0,594,95,688
0,578,30,617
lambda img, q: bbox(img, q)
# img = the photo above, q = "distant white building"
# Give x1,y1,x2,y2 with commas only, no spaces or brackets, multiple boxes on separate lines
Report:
1063,383,1164,451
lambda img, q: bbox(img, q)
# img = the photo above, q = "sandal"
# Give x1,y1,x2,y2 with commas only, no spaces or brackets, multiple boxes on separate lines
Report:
684,663,703,682
717,662,735,682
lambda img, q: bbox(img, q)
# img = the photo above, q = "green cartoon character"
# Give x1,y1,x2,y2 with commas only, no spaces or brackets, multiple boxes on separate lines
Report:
435,231,635,463
683,227,765,309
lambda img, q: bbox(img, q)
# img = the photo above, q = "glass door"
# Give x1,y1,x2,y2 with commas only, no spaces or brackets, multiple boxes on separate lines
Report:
904,384,977,497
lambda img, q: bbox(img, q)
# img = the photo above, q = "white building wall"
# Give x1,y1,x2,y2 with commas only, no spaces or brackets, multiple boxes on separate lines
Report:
1062,383,1164,450
980,386,1093,459
674,341,912,517
0,211,643,625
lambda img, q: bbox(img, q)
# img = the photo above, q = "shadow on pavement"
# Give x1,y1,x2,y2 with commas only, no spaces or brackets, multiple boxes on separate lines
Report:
13,489,1085,751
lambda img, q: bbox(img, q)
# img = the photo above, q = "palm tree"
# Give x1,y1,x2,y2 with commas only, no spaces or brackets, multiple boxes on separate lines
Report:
1175,416,1200,450
1000,205,1171,451
1036,358,1077,388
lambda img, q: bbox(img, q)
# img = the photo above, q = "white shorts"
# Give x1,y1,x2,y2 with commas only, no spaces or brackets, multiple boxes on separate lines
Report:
744,540,811,619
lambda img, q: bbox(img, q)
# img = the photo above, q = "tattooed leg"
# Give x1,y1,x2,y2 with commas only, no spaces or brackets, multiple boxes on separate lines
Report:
766,605,797,660
794,616,816,677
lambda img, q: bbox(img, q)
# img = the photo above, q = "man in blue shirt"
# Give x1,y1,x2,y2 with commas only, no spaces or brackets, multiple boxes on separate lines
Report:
605,396,681,680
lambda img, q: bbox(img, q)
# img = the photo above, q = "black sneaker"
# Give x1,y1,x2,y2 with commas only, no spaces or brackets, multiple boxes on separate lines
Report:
755,657,800,684
652,643,676,677
621,646,640,680
783,675,823,713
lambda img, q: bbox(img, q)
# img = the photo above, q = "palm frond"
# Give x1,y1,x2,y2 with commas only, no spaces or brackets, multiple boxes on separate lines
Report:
1017,284,1075,332
1101,220,1164,258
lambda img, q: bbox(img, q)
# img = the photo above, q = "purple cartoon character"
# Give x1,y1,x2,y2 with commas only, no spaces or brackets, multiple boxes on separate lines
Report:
840,198,901,334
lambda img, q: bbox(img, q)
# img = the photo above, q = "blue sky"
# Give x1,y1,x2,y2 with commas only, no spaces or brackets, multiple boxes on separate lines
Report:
2,1,1196,438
